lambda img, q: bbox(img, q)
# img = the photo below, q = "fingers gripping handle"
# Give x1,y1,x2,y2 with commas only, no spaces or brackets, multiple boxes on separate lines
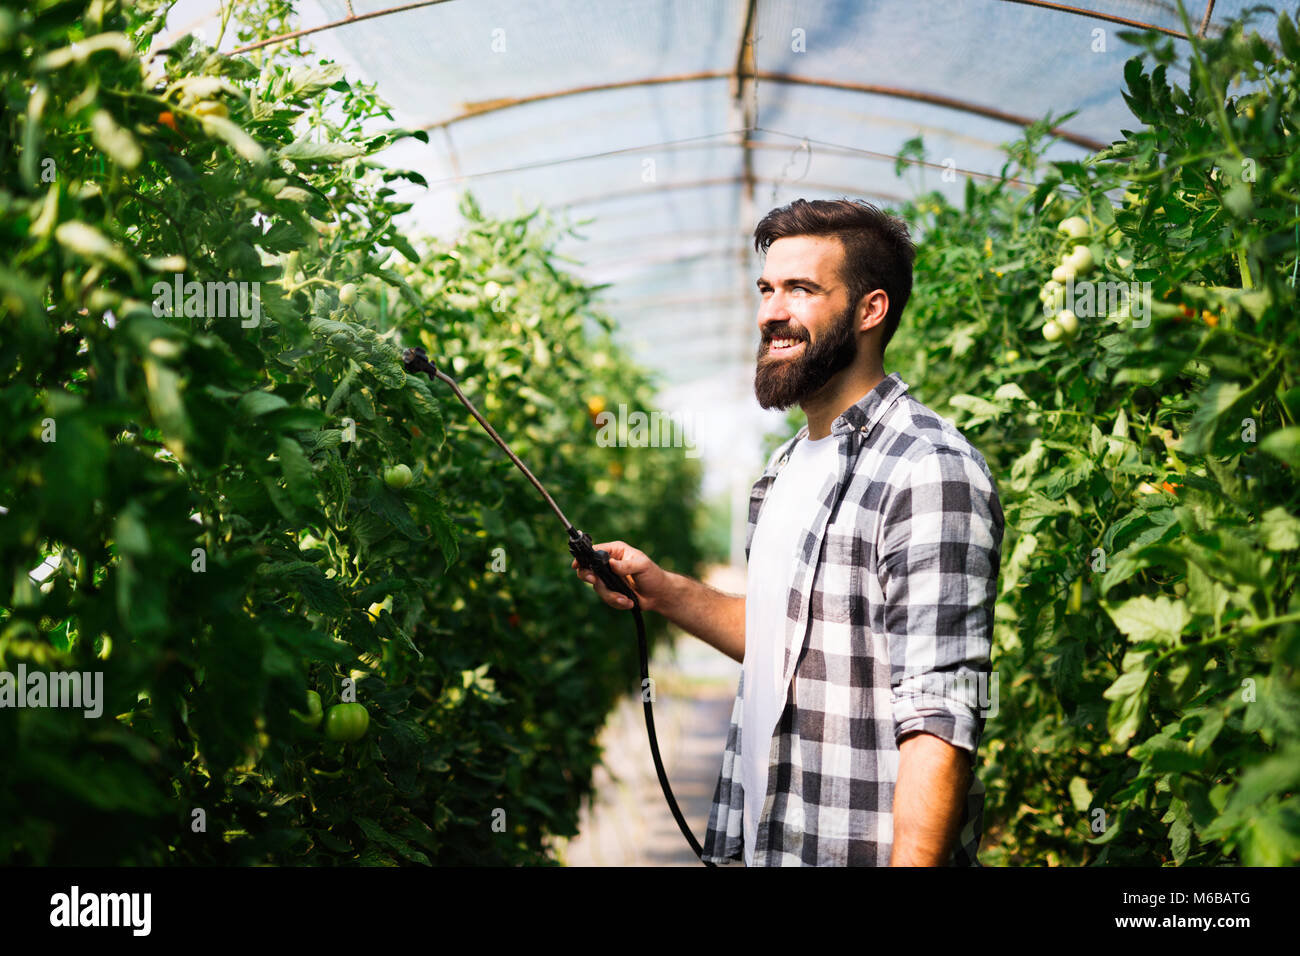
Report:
568,531,637,604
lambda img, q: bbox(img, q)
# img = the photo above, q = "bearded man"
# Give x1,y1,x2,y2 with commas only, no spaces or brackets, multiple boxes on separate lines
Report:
574,198,1004,866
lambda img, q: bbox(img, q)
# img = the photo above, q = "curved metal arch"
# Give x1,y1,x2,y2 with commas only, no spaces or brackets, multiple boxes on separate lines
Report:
998,0,1213,39
424,134,1040,192
424,71,1109,151
226,0,1217,58
562,176,909,210
229,0,457,55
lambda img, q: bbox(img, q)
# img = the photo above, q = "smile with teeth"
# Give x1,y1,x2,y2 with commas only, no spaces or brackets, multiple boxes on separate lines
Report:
768,337,804,352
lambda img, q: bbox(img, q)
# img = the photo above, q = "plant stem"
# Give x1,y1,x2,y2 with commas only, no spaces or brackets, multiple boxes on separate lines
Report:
1240,610,1300,634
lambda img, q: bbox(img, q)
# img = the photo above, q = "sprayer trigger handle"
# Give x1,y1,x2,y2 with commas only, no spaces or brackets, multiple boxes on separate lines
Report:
596,565,635,602
591,548,627,593
569,532,635,602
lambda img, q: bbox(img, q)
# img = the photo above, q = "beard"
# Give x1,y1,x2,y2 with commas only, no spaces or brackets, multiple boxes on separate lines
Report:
754,302,859,410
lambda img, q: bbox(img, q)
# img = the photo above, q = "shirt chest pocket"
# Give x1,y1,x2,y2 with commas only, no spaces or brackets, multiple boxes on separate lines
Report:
806,508,860,644
815,496,886,661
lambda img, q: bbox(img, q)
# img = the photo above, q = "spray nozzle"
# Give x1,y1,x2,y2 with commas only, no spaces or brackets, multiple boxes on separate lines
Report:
400,341,577,535
402,346,437,377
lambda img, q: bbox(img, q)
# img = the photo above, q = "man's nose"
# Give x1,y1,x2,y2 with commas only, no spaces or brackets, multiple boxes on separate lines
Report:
758,291,790,326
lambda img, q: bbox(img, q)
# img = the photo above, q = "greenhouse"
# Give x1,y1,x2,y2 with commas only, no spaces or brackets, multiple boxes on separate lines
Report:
2,0,1298,898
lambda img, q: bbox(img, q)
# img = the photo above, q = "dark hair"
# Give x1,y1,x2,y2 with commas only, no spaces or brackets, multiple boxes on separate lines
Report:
753,198,916,352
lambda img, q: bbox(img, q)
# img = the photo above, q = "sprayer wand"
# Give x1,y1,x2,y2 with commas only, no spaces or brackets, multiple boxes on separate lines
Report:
400,345,714,866
402,348,575,532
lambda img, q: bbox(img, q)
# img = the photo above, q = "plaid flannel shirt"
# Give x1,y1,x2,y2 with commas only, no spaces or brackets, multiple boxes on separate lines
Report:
702,372,1004,866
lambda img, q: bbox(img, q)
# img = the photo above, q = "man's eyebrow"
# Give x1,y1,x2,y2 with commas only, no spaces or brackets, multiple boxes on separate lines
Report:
756,276,826,291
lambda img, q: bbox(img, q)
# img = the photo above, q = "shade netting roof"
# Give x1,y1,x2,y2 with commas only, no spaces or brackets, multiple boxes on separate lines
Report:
158,0,1279,493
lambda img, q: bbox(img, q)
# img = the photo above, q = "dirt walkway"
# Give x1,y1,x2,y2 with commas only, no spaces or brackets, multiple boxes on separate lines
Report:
554,564,745,867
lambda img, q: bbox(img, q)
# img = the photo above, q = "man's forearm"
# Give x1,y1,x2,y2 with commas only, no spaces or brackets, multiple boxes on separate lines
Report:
890,732,972,866
651,571,745,663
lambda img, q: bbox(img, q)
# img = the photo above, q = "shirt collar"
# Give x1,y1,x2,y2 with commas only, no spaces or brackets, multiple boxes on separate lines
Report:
830,371,908,440
772,373,909,473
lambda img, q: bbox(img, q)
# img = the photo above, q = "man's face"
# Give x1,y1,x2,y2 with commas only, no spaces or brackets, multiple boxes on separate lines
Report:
753,235,859,411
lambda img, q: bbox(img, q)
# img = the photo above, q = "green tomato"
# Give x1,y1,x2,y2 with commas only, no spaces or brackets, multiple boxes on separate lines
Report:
324,702,370,742
1051,262,1076,284
1057,309,1079,336
1039,280,1065,311
1068,577,1083,614
1057,216,1090,240
1042,320,1064,342
291,690,323,730
338,283,358,306
1066,245,1094,275
384,463,412,489
1004,349,1021,363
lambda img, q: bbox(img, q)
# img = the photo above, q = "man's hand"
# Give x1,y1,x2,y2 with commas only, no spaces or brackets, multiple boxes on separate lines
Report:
571,541,747,662
889,732,972,866
570,540,669,613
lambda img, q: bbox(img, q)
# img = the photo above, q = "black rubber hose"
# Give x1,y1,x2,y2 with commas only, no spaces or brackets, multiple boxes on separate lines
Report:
628,595,715,867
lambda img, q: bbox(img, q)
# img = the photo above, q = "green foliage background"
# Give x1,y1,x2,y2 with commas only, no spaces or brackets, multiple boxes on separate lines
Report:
4,0,1298,870
0,0,701,864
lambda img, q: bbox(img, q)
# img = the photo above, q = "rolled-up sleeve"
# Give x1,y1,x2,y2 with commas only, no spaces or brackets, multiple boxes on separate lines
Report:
877,443,1003,755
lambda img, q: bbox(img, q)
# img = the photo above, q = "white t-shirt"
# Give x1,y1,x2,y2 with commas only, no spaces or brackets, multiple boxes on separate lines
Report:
742,431,839,865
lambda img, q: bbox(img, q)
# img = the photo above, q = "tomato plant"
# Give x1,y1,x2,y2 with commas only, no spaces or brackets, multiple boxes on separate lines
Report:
0,0,702,866
871,6,1300,866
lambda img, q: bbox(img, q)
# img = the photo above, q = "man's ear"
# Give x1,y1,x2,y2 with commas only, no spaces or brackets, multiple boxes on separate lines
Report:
858,289,889,335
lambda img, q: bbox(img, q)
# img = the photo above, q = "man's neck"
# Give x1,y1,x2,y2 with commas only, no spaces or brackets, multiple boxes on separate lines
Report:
801,364,887,440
